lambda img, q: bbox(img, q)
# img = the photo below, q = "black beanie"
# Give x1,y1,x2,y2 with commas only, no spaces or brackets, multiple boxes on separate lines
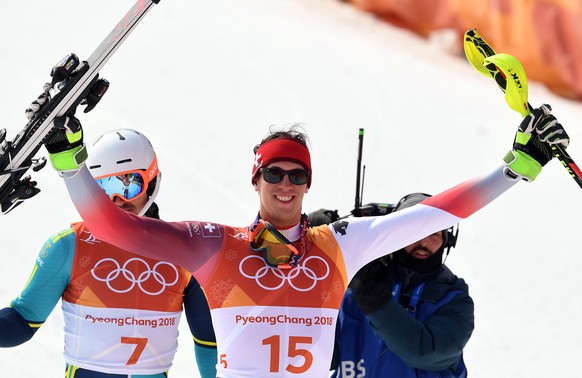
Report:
394,192,431,211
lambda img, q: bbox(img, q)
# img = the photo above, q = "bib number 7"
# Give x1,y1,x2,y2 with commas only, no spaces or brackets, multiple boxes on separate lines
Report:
121,337,148,365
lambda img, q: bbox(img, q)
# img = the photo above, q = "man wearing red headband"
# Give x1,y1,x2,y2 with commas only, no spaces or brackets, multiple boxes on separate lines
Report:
46,104,568,378
250,133,312,234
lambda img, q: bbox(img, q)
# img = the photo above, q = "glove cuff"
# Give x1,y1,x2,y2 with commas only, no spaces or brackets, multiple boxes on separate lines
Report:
67,130,83,144
503,149,542,182
49,144,88,172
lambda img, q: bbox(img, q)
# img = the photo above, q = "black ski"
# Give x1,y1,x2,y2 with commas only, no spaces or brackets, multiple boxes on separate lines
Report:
0,0,161,215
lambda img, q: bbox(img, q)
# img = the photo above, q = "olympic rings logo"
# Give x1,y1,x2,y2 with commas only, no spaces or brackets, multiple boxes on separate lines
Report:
91,257,180,296
239,255,330,292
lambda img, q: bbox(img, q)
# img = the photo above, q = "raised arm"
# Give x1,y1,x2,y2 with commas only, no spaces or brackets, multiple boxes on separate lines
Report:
61,165,220,273
40,114,220,272
334,105,569,279
334,165,516,279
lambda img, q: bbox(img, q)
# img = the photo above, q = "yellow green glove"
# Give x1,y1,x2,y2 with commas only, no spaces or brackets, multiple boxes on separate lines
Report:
45,115,87,172
503,104,569,181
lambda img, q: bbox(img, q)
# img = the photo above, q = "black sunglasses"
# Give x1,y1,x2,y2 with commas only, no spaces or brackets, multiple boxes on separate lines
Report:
261,167,310,185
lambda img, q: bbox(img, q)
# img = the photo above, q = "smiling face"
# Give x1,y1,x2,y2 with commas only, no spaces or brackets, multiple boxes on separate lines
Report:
403,231,445,259
253,161,309,228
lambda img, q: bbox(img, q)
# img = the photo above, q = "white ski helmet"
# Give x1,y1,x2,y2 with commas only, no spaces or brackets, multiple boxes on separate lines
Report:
87,128,161,216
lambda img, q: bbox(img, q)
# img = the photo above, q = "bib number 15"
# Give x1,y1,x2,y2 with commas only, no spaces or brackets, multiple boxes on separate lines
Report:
262,335,313,374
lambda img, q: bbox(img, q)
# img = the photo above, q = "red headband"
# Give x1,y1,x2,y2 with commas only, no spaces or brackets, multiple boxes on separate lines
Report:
252,138,312,187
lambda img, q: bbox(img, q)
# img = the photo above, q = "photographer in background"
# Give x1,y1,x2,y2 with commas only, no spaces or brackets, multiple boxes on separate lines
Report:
312,193,472,378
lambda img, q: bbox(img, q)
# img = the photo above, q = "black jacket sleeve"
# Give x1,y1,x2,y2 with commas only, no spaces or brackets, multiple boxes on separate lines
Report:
0,307,37,347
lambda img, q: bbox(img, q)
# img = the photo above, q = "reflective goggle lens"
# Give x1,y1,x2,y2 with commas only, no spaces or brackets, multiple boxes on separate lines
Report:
261,167,310,185
95,172,146,201
250,220,300,268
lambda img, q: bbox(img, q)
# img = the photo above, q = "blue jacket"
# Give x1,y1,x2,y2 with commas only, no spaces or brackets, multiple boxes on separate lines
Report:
332,262,473,378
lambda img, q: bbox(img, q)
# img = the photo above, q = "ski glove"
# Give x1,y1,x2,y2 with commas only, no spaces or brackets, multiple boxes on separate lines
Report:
351,259,392,315
45,115,87,173
503,104,569,181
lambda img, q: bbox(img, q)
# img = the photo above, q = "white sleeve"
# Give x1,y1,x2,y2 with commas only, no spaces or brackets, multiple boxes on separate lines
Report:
333,165,518,280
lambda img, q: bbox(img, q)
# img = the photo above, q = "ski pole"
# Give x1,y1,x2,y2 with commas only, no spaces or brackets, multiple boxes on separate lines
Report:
464,29,582,189
355,128,364,209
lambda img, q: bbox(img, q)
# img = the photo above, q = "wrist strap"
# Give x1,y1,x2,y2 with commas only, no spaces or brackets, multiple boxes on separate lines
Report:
503,149,542,181
391,281,426,313
49,144,87,172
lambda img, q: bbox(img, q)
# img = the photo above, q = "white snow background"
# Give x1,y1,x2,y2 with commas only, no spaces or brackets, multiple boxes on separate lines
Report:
1,0,581,376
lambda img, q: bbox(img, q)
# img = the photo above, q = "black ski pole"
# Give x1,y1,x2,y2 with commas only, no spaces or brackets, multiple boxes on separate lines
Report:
355,128,364,210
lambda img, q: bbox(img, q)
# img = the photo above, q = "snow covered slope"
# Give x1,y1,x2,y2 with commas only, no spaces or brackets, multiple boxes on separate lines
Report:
1,0,580,376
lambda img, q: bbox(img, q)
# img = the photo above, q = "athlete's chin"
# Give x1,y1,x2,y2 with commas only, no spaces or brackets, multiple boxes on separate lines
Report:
118,205,138,215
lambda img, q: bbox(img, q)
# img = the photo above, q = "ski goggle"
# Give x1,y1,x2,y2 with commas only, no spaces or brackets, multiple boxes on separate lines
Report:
260,167,310,186
94,155,159,202
95,171,149,202
249,219,302,269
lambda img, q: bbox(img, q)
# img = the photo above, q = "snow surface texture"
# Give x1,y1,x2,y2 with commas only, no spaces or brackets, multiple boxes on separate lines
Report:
1,0,581,376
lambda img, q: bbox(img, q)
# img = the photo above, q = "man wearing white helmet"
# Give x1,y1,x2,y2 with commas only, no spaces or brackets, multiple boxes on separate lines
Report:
88,129,161,218
0,129,217,378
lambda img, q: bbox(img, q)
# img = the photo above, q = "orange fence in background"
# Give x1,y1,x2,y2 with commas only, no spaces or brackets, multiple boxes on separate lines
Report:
349,0,582,101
